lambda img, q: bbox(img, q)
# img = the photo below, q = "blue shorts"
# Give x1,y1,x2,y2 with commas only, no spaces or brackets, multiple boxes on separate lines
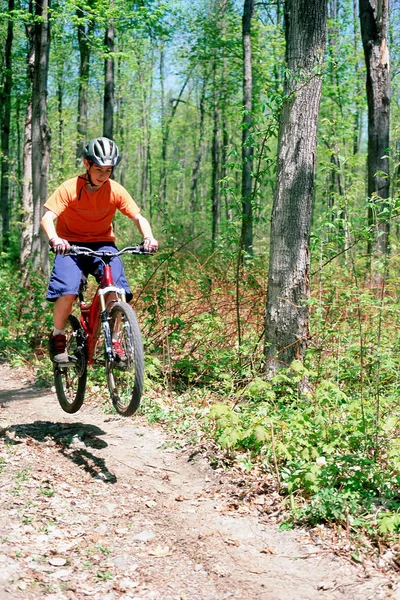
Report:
46,242,132,303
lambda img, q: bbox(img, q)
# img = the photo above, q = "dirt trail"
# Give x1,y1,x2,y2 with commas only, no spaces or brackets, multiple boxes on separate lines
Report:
0,363,397,600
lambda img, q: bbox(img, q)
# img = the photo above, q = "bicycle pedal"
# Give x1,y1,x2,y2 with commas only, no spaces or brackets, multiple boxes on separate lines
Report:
55,355,78,367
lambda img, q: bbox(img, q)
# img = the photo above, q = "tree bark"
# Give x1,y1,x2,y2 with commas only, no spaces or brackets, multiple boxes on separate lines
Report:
20,10,35,269
158,48,188,207
103,20,115,140
0,0,14,250
210,0,228,246
264,0,327,373
211,59,221,247
359,0,390,258
353,0,363,155
136,46,155,210
189,74,207,216
159,45,166,205
115,56,125,185
241,0,255,256
21,102,33,268
76,1,94,162
31,0,51,274
56,61,65,168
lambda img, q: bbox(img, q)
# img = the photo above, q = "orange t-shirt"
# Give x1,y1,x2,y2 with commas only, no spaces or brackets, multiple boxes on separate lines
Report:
44,176,140,243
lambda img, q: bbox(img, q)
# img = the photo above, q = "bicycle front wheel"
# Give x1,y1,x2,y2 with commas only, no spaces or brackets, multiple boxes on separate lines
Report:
54,315,87,414
105,301,144,417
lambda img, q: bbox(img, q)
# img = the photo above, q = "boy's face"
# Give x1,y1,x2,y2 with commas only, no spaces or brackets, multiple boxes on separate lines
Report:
84,159,113,187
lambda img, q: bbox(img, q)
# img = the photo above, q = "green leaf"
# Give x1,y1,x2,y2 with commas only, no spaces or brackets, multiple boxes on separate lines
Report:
253,425,268,442
378,513,400,535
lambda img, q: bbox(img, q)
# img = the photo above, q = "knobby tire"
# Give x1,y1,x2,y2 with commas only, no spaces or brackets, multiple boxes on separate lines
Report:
105,301,144,417
54,314,87,414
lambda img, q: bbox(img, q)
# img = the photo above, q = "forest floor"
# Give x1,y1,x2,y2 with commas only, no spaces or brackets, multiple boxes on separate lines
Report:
0,362,399,600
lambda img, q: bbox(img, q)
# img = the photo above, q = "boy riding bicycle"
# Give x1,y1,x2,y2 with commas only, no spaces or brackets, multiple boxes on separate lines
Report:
41,136,158,365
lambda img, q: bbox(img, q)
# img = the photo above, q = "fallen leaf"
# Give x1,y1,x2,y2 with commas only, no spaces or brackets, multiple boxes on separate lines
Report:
240,506,251,514
225,538,240,547
148,545,171,557
48,557,67,566
198,532,215,539
134,530,155,542
254,496,265,505
317,582,334,591
260,546,276,554
49,568,73,580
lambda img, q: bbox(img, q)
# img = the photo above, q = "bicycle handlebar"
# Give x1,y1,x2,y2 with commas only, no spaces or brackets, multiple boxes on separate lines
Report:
66,245,154,258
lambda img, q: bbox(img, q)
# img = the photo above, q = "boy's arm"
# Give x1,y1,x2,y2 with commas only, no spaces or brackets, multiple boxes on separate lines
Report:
41,210,70,254
41,210,58,240
131,213,158,251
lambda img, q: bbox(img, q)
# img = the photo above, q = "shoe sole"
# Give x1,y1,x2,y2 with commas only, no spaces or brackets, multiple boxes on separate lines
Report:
52,354,75,366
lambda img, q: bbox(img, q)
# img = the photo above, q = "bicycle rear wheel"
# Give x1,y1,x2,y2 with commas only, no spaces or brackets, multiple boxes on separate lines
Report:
105,301,144,417
54,315,87,414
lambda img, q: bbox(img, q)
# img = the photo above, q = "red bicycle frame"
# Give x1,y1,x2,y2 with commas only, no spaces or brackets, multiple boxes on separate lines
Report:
79,264,127,365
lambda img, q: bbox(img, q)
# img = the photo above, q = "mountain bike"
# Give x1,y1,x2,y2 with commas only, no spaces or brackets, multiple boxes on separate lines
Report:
52,245,151,417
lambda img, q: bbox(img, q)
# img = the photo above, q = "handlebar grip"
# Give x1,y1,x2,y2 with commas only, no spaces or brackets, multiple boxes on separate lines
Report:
59,244,155,257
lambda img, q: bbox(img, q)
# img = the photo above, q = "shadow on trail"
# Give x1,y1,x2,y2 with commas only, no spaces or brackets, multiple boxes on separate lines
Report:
2,421,117,483
0,385,49,404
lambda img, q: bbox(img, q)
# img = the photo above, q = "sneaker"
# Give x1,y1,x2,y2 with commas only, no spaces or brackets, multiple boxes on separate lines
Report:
49,333,69,364
112,340,126,361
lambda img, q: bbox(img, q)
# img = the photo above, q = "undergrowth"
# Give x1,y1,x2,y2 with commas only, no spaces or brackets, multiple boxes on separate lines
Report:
1,246,400,553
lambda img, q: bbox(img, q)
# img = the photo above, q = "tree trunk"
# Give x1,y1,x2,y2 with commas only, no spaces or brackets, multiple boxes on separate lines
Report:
159,45,167,206
159,48,188,207
115,56,125,185
20,12,35,269
146,47,155,217
264,0,327,374
220,10,230,226
189,74,207,216
241,0,255,256
0,0,14,250
136,47,155,210
57,64,65,169
210,0,228,247
76,2,94,162
394,140,400,201
103,20,115,140
31,0,51,274
211,60,221,247
359,0,390,259
353,0,363,155
21,103,34,268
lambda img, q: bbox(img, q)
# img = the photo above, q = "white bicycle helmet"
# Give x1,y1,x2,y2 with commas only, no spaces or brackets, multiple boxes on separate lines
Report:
83,137,121,167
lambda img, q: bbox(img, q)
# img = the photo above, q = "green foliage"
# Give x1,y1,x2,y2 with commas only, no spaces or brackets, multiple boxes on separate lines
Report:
2,226,400,552
0,260,50,365
201,349,400,533
378,512,400,535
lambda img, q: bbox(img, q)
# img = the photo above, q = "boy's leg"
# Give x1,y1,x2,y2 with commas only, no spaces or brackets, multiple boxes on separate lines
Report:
47,254,83,363
54,294,76,329
49,294,77,363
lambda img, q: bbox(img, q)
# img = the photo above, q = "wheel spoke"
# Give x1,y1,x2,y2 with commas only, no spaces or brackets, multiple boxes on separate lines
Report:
105,302,144,416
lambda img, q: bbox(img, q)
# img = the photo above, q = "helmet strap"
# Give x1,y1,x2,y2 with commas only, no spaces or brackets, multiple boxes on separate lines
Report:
86,162,95,187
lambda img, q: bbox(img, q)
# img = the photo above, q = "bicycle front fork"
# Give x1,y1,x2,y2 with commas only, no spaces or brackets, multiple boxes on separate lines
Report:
101,310,114,362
